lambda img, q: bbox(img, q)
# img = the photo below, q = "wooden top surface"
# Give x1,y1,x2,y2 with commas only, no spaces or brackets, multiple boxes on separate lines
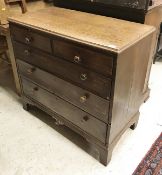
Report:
8,7,155,53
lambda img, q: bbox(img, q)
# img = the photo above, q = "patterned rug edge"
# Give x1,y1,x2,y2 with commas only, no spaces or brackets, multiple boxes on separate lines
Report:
132,132,162,175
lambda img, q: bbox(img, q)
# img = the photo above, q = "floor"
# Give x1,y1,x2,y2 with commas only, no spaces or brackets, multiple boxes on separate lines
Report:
0,1,162,175
0,58,161,175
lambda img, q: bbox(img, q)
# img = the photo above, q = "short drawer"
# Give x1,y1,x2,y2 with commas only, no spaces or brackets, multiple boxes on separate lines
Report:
17,60,109,123
21,78,107,143
53,39,113,76
14,42,112,99
10,23,52,53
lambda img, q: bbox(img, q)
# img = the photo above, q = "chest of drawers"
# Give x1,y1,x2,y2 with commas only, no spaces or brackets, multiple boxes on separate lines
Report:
9,7,155,166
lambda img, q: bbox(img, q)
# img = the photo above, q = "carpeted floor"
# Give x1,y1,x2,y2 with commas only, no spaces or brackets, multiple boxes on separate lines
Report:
133,132,162,175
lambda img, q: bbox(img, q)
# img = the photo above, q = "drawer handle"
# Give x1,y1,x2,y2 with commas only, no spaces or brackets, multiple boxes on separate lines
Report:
80,95,87,103
24,49,30,56
25,37,32,44
55,120,64,126
80,73,87,81
27,67,36,74
82,116,89,122
74,56,81,63
32,87,39,91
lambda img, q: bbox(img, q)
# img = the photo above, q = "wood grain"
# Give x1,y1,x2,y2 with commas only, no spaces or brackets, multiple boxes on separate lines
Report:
17,59,110,123
13,41,112,99
22,78,107,143
8,7,155,53
9,7,156,165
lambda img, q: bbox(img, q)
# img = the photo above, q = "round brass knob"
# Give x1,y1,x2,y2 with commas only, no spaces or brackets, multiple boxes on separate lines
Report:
24,49,30,56
27,67,36,74
80,73,87,81
74,56,81,63
80,95,87,103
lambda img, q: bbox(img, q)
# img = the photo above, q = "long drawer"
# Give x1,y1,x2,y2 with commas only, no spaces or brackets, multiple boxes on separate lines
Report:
10,24,52,53
53,39,114,76
17,59,109,122
13,42,112,99
21,78,107,143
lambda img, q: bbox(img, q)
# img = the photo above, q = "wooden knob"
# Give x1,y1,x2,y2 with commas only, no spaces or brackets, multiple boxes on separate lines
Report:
27,67,36,74
80,73,87,81
24,49,30,56
33,87,38,91
80,95,87,103
82,116,89,122
74,56,81,63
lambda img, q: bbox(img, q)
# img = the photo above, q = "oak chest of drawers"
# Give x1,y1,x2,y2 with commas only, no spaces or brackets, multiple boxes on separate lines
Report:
9,7,155,165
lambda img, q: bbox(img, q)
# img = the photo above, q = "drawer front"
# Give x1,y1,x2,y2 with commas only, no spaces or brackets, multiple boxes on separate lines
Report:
21,78,107,143
17,60,109,122
14,42,112,99
10,24,52,53
53,39,113,76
